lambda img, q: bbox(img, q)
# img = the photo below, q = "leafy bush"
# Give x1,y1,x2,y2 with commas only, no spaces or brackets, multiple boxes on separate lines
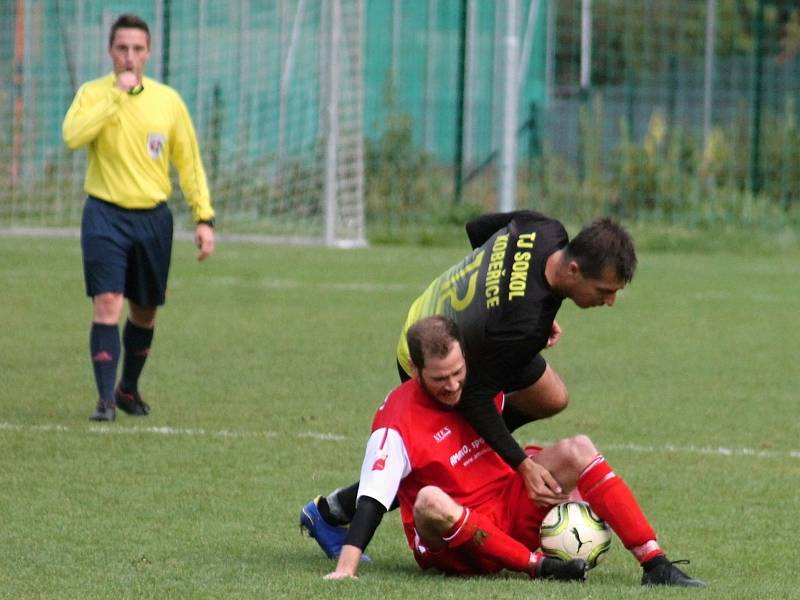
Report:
358,88,799,248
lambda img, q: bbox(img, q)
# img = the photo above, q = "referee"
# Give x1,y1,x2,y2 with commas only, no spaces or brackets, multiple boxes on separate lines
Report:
63,14,215,421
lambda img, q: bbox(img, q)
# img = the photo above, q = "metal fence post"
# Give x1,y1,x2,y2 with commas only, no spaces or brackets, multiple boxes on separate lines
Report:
454,0,467,205
497,0,519,212
324,0,341,245
702,0,717,156
749,0,765,196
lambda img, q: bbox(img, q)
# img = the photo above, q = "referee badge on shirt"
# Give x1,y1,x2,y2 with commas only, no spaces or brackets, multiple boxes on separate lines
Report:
147,133,166,159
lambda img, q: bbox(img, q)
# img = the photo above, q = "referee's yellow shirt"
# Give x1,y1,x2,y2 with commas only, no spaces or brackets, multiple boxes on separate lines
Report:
63,73,214,223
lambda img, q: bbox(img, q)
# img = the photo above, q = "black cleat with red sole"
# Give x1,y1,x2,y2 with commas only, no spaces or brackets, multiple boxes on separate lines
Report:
115,387,150,416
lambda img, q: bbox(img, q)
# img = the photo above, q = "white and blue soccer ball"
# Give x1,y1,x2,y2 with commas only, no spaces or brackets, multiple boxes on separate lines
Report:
539,501,612,569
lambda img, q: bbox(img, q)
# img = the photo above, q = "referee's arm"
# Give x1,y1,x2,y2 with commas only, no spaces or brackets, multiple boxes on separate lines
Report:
63,83,128,149
169,95,214,224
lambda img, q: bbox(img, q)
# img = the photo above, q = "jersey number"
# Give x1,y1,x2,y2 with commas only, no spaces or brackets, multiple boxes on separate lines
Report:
436,250,484,312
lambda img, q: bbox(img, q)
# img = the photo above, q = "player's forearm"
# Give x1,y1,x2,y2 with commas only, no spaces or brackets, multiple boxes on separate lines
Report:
328,496,386,579
344,496,386,550
325,497,386,580
458,396,527,468
332,545,362,577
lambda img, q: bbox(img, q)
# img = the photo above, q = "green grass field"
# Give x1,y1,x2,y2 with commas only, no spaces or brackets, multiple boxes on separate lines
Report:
1,235,798,599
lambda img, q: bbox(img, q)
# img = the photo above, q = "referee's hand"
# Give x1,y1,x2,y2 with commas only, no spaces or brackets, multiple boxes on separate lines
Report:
195,223,215,261
116,70,139,92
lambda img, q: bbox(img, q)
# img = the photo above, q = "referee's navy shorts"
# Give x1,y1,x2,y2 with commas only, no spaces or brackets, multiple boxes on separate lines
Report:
81,196,174,306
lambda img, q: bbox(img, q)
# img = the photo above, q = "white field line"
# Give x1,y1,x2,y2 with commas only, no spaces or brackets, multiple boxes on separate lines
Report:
531,439,800,460
602,441,800,459
297,431,349,441
1,421,797,460
0,422,276,439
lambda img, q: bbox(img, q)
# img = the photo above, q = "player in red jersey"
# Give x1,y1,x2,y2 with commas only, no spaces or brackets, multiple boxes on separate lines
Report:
323,317,704,587
304,211,637,542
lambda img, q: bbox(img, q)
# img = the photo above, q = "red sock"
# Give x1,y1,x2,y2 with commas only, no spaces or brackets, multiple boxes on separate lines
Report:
444,508,532,572
578,456,664,564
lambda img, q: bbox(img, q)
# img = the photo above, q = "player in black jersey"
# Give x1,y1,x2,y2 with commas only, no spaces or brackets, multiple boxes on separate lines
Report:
301,211,637,559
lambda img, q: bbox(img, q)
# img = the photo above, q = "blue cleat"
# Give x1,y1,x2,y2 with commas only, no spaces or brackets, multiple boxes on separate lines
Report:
300,497,348,559
300,497,370,561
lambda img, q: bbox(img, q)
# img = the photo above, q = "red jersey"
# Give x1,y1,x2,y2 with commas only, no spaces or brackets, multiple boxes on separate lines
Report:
359,378,512,546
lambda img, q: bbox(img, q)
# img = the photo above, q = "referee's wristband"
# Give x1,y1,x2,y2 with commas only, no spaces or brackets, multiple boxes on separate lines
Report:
197,219,215,228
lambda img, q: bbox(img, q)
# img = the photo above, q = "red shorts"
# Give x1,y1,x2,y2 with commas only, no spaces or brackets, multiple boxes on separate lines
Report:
409,446,551,575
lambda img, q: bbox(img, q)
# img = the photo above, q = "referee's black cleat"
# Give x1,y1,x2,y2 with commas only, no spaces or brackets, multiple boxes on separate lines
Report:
89,399,115,421
115,387,150,416
536,556,588,581
641,556,706,588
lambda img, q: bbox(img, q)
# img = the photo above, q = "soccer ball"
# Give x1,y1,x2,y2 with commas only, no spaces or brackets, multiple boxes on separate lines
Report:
539,501,612,569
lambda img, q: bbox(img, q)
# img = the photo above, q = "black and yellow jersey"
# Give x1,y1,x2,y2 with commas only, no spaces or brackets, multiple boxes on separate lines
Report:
396,210,568,468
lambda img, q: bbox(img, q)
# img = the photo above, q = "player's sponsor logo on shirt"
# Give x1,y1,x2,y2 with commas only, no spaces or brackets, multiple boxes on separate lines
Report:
449,437,486,466
147,133,166,159
508,232,536,301
372,449,388,471
433,426,451,443
485,234,509,308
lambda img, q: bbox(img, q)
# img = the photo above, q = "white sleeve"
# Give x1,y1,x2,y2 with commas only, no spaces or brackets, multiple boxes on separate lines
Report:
356,427,411,511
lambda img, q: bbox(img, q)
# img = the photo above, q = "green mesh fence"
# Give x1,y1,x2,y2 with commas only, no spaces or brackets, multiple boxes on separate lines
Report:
1,1,798,239
0,0,367,244
516,0,800,231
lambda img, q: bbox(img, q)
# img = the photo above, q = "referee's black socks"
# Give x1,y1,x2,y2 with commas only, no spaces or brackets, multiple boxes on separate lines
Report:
120,320,154,393
90,322,120,402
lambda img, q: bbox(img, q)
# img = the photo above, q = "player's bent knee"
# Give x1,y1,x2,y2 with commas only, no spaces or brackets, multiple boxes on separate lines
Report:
565,434,598,466
414,486,459,525
540,386,569,416
550,435,596,472
552,387,569,412
535,364,570,415
414,486,444,514
508,383,569,419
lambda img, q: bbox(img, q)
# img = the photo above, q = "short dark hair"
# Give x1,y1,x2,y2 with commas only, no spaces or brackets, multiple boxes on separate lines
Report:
407,316,461,371
566,217,637,283
109,14,151,48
